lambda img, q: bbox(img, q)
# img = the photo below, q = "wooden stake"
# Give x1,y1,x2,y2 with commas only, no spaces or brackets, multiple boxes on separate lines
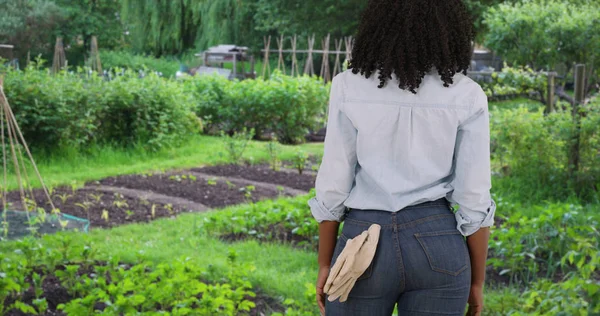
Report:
52,37,67,74
546,72,556,114
320,34,331,83
304,35,316,76
291,35,300,77
332,39,343,77
262,36,272,78
90,36,102,73
277,34,286,75
344,36,353,63
568,64,586,188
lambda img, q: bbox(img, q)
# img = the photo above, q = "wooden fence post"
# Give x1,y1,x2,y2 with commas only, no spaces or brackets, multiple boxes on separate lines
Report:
574,65,586,104
546,72,556,113
262,36,272,78
568,64,586,188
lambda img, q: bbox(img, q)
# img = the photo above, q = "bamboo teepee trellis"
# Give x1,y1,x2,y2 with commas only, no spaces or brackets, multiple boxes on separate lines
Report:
261,34,354,83
0,77,60,238
89,36,102,73
51,37,67,74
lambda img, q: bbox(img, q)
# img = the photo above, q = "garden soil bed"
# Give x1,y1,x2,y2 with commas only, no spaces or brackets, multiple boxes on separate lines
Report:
194,164,316,192
98,172,291,208
5,187,186,230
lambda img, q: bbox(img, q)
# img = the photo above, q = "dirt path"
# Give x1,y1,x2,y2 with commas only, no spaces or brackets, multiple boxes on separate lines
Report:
81,185,210,212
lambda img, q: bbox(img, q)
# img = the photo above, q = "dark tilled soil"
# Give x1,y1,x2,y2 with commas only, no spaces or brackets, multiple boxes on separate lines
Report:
194,164,316,192
5,187,185,230
4,263,284,316
98,173,288,208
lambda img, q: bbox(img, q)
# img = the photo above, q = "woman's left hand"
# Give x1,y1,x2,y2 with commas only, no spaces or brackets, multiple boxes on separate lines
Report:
316,265,330,315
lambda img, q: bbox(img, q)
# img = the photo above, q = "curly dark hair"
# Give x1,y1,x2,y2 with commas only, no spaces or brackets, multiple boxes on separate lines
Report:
348,0,475,93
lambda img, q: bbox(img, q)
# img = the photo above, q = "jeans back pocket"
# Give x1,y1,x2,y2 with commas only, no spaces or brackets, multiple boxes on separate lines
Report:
330,233,374,281
414,230,469,276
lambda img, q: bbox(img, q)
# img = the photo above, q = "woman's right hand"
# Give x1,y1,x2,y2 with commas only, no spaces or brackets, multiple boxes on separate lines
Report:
466,283,484,316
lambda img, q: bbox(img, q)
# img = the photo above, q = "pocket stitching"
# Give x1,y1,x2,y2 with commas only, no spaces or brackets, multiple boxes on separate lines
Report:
339,233,374,281
414,231,468,276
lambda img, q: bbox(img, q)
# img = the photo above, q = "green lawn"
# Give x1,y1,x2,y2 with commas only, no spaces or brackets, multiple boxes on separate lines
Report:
7,135,324,191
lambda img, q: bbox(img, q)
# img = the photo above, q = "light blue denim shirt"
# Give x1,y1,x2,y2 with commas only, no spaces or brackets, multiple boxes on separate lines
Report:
308,69,496,237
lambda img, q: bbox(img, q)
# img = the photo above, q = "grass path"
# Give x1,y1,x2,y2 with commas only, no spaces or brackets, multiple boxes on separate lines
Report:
7,135,324,191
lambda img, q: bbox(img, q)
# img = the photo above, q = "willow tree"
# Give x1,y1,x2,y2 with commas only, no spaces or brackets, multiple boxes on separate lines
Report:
121,0,254,56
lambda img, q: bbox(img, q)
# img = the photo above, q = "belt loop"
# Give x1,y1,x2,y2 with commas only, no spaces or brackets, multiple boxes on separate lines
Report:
392,212,398,232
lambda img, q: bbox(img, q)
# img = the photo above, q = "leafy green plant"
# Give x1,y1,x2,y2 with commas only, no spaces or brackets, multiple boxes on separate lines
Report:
491,103,600,202
101,209,109,223
267,140,282,171
75,201,93,223
293,150,309,175
476,65,548,103
3,62,201,153
484,0,599,92
199,193,319,249
99,50,180,77
55,193,71,204
241,185,256,203
87,193,103,203
221,128,255,165
188,71,329,144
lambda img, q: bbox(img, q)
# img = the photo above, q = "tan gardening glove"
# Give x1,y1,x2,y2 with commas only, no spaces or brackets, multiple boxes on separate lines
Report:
324,224,381,303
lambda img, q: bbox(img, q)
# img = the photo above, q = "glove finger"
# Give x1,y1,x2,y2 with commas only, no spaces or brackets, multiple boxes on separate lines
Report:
326,279,349,303
327,274,353,296
339,278,358,303
325,254,348,291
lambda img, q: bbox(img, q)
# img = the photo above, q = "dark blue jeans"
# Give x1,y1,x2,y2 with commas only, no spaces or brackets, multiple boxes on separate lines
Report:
325,199,471,316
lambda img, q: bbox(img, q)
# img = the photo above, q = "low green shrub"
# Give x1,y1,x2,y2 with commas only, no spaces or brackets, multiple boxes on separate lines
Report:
2,61,201,153
490,102,600,202
99,50,181,77
476,65,547,102
488,201,599,284
185,70,329,144
199,193,318,249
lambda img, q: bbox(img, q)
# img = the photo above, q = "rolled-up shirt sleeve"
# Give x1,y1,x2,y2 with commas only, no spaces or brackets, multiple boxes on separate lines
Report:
308,74,357,223
447,88,496,237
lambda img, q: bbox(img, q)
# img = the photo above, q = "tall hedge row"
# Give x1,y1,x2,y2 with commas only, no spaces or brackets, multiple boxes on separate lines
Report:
184,71,329,144
1,66,329,152
2,63,201,152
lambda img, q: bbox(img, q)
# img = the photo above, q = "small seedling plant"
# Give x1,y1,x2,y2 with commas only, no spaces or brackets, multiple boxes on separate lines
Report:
293,150,309,175
221,128,255,165
266,140,282,171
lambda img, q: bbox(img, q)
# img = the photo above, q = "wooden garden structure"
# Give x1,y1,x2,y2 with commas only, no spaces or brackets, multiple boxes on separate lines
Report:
261,34,353,83
194,45,256,80
52,37,67,74
89,36,102,73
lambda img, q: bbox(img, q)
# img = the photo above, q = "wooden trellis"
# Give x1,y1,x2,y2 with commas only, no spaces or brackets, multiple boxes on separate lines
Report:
51,37,67,74
261,34,354,83
89,36,102,73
